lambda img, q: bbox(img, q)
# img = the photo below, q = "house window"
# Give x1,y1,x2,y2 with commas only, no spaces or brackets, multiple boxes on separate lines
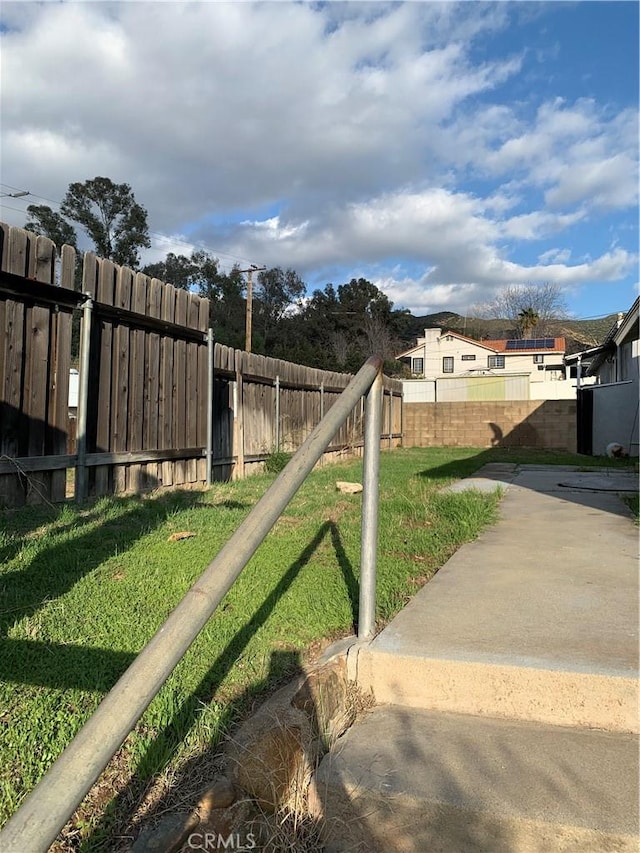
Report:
533,354,544,364
488,355,505,369
443,357,454,373
412,357,424,375
461,354,476,361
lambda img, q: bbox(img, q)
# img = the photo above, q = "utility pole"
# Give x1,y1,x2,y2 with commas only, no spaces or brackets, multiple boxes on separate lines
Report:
239,264,266,353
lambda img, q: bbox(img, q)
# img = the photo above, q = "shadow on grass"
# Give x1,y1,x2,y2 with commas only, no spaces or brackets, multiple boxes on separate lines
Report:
0,489,223,688
0,501,122,567
82,520,357,851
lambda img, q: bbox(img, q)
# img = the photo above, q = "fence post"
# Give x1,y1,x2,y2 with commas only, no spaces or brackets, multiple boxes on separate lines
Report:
358,367,383,640
206,329,214,486
388,391,393,449
275,375,280,452
319,382,324,465
233,352,245,480
74,297,93,504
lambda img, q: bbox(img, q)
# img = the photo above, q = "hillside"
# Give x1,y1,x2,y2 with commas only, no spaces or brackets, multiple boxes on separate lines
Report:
403,312,618,356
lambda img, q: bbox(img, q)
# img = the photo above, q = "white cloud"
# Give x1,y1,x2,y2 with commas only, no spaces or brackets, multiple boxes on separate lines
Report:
0,1,637,317
0,2,522,227
500,209,585,241
545,153,638,209
365,247,637,315
538,248,572,264
215,186,636,313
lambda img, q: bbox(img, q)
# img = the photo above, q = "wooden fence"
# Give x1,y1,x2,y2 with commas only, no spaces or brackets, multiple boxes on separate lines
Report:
0,222,403,507
79,252,209,497
213,346,403,481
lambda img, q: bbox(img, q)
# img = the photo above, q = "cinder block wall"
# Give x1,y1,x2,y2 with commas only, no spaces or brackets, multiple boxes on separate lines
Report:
403,401,577,452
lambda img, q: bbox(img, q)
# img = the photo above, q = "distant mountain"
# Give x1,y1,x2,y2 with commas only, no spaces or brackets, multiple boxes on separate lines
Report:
402,312,618,356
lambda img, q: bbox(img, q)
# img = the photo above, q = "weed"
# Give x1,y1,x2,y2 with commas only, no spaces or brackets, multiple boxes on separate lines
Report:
623,494,639,523
264,450,292,474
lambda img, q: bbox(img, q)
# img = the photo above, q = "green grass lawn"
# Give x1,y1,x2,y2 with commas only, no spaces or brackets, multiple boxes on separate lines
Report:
0,446,634,849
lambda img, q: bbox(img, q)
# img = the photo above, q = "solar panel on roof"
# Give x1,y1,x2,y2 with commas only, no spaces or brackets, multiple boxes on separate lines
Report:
505,338,555,350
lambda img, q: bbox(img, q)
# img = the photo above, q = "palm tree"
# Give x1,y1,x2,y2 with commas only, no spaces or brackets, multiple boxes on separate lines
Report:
518,307,540,339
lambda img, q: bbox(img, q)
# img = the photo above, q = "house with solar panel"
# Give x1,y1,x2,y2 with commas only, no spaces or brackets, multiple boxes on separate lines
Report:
396,328,569,401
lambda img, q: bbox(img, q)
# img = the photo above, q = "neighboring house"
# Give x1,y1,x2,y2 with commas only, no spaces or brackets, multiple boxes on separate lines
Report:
397,328,567,382
568,298,639,456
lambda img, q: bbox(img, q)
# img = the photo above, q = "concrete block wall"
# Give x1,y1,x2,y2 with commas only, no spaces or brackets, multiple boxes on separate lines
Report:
403,400,577,452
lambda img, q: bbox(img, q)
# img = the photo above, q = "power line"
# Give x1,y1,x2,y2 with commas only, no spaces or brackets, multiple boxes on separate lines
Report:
0,203,33,215
0,183,32,193
0,184,265,272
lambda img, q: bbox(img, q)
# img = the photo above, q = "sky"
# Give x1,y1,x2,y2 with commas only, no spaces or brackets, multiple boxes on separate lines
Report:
1,1,638,321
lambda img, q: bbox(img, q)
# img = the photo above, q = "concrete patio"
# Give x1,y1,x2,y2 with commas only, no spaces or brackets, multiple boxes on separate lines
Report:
315,465,639,852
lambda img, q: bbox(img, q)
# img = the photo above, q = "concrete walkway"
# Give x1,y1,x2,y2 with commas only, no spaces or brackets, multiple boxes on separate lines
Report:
315,465,639,852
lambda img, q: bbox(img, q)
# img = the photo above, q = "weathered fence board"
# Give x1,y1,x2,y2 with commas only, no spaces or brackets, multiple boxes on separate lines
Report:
0,225,79,505
112,266,133,492
1,225,28,506
49,245,75,499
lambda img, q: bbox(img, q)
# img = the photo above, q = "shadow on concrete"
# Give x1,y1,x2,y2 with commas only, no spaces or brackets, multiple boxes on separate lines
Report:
314,703,638,851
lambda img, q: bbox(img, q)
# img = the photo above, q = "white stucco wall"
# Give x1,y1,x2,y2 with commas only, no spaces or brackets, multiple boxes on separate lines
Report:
529,378,594,400
501,352,565,380
402,379,436,402
401,374,578,402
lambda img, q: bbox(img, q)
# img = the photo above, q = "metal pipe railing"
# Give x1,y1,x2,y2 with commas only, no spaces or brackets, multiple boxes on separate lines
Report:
358,369,383,639
0,356,384,852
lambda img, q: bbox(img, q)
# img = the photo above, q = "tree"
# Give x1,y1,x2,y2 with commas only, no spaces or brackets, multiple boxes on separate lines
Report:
61,176,150,268
24,204,78,250
255,267,305,350
337,277,394,319
484,283,567,337
329,330,350,367
275,277,409,371
195,254,246,350
362,313,399,360
517,307,540,339
142,252,199,290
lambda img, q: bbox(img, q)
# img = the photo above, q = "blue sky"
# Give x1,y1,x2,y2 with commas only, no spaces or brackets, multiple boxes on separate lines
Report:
1,1,638,321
